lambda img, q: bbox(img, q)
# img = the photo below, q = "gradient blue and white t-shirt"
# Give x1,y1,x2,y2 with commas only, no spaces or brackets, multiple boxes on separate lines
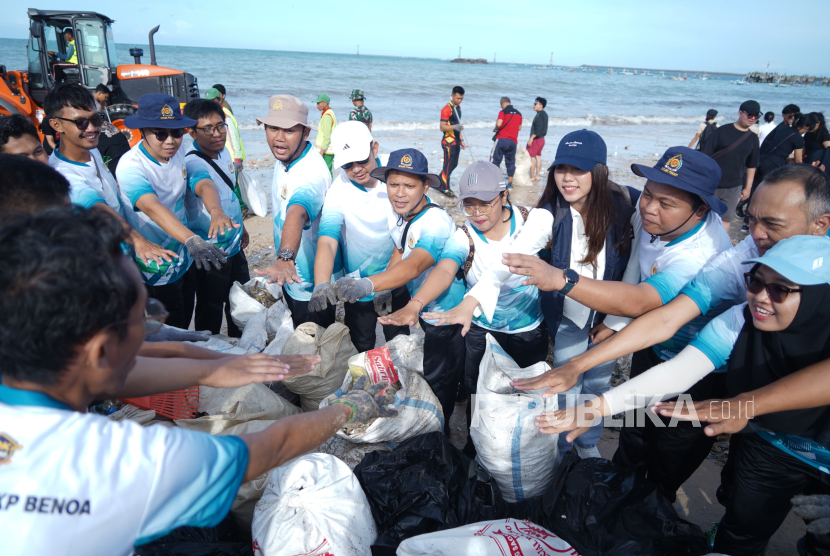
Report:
271,142,332,301
387,199,465,318
440,206,542,333
184,144,244,258
0,385,249,556
318,155,390,301
639,210,733,360
116,143,192,286
49,148,123,215
680,234,759,316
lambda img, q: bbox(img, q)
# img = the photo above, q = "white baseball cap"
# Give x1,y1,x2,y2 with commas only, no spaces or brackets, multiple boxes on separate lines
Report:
331,121,374,169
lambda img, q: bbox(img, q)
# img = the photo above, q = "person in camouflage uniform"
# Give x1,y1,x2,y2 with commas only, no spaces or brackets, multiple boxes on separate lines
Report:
348,89,373,131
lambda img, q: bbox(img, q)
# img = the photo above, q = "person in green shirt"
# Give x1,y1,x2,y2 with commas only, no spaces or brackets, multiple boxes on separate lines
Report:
315,94,337,175
348,89,373,131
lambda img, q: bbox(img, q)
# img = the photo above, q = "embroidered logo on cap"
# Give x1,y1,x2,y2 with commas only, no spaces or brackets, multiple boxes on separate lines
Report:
399,154,413,169
814,257,824,270
467,173,478,186
160,104,174,119
0,433,22,465
661,154,683,177
565,141,583,147
272,101,283,111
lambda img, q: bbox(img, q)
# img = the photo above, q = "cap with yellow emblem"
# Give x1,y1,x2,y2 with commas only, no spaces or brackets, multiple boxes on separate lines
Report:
369,148,441,188
124,94,197,129
256,94,309,129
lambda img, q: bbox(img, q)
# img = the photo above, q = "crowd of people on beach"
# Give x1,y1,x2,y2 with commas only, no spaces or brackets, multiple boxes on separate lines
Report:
1,80,830,556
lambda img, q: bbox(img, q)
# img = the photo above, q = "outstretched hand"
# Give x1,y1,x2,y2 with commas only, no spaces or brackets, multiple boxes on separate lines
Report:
421,296,478,336
510,362,582,399
502,254,567,291
655,395,754,436
378,300,421,327
535,398,606,439
200,353,322,388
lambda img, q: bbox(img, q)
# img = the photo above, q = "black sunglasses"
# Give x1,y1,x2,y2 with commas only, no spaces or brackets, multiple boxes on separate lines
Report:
341,142,374,170
54,113,103,131
147,128,185,142
744,273,803,303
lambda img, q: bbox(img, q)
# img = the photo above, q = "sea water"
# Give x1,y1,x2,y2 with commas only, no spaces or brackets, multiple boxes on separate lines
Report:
4,38,829,187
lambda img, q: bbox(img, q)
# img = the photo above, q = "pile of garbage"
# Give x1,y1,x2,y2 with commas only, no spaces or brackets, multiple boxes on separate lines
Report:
118,288,708,556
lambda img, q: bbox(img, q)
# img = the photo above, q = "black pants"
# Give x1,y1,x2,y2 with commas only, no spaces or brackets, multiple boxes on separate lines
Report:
283,286,335,330
146,266,197,330
463,322,549,395
491,138,517,177
612,347,727,503
185,251,250,337
420,318,465,431
344,286,411,352
440,139,460,191
714,433,830,556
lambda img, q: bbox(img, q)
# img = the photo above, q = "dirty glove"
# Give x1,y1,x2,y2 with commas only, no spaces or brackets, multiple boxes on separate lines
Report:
145,324,211,343
309,282,337,312
453,123,465,131
373,289,393,316
234,160,244,174
792,495,830,535
185,235,227,271
332,276,374,304
331,375,398,425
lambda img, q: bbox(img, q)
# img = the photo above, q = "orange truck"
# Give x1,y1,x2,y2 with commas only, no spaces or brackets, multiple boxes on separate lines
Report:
0,9,200,146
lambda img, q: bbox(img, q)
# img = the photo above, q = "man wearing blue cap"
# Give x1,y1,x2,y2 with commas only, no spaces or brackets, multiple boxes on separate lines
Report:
330,148,466,427
117,94,237,329
491,146,736,489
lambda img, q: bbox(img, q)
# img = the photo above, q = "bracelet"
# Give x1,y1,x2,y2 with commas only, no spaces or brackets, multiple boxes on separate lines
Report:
331,399,357,423
409,298,424,311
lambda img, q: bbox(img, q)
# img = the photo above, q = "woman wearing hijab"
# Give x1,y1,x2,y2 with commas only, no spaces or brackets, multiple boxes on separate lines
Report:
543,234,830,555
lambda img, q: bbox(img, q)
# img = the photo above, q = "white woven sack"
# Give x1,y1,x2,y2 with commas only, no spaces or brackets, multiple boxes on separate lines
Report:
471,334,558,503
251,454,376,556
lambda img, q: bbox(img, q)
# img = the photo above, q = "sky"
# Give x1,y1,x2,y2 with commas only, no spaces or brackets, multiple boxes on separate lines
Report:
3,0,829,75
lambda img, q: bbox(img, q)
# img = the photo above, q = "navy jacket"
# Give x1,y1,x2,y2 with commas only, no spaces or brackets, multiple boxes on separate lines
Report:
541,185,637,338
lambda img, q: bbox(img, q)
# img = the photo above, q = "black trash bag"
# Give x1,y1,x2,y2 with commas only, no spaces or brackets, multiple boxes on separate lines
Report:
134,514,253,556
535,452,709,556
354,431,508,552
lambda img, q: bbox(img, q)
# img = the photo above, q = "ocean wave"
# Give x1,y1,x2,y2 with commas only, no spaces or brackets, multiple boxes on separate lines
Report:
238,114,709,131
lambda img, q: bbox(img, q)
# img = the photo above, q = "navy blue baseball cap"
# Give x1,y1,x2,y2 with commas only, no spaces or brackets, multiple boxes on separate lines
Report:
549,129,607,172
631,146,727,215
124,94,197,130
370,148,441,188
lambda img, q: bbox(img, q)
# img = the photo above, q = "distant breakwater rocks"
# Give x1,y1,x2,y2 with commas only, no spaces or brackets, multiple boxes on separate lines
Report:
450,58,488,65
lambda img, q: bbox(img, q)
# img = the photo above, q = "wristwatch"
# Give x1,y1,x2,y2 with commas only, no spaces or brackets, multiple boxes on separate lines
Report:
561,269,580,296
278,248,296,262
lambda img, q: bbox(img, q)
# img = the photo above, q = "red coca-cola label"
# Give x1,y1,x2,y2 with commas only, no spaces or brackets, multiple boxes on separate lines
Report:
366,346,399,386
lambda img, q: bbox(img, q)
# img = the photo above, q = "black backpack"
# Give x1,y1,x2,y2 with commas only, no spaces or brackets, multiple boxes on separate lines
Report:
698,122,717,151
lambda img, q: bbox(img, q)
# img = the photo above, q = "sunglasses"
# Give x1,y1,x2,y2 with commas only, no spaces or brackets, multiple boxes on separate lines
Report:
195,123,228,136
54,113,103,131
342,142,374,170
743,112,762,120
108,298,169,335
147,128,185,142
744,273,803,303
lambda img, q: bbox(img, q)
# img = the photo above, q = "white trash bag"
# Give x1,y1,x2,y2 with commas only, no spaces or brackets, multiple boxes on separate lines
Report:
320,345,443,444
238,310,268,354
281,322,357,412
238,169,269,217
229,277,283,331
397,519,576,556
471,334,558,503
251,453,377,556
262,300,295,356
386,334,424,375
187,335,248,355
512,145,533,188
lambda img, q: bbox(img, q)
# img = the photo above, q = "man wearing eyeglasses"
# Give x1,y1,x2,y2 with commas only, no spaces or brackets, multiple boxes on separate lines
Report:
117,94,236,329
701,100,762,232
182,99,249,337
0,208,396,556
45,85,178,271
309,121,410,351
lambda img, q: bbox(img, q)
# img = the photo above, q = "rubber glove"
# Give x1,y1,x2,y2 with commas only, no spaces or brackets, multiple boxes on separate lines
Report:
309,282,337,312
145,325,211,343
332,276,374,304
453,123,465,131
234,160,244,174
331,375,398,425
185,235,227,271
373,289,393,316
